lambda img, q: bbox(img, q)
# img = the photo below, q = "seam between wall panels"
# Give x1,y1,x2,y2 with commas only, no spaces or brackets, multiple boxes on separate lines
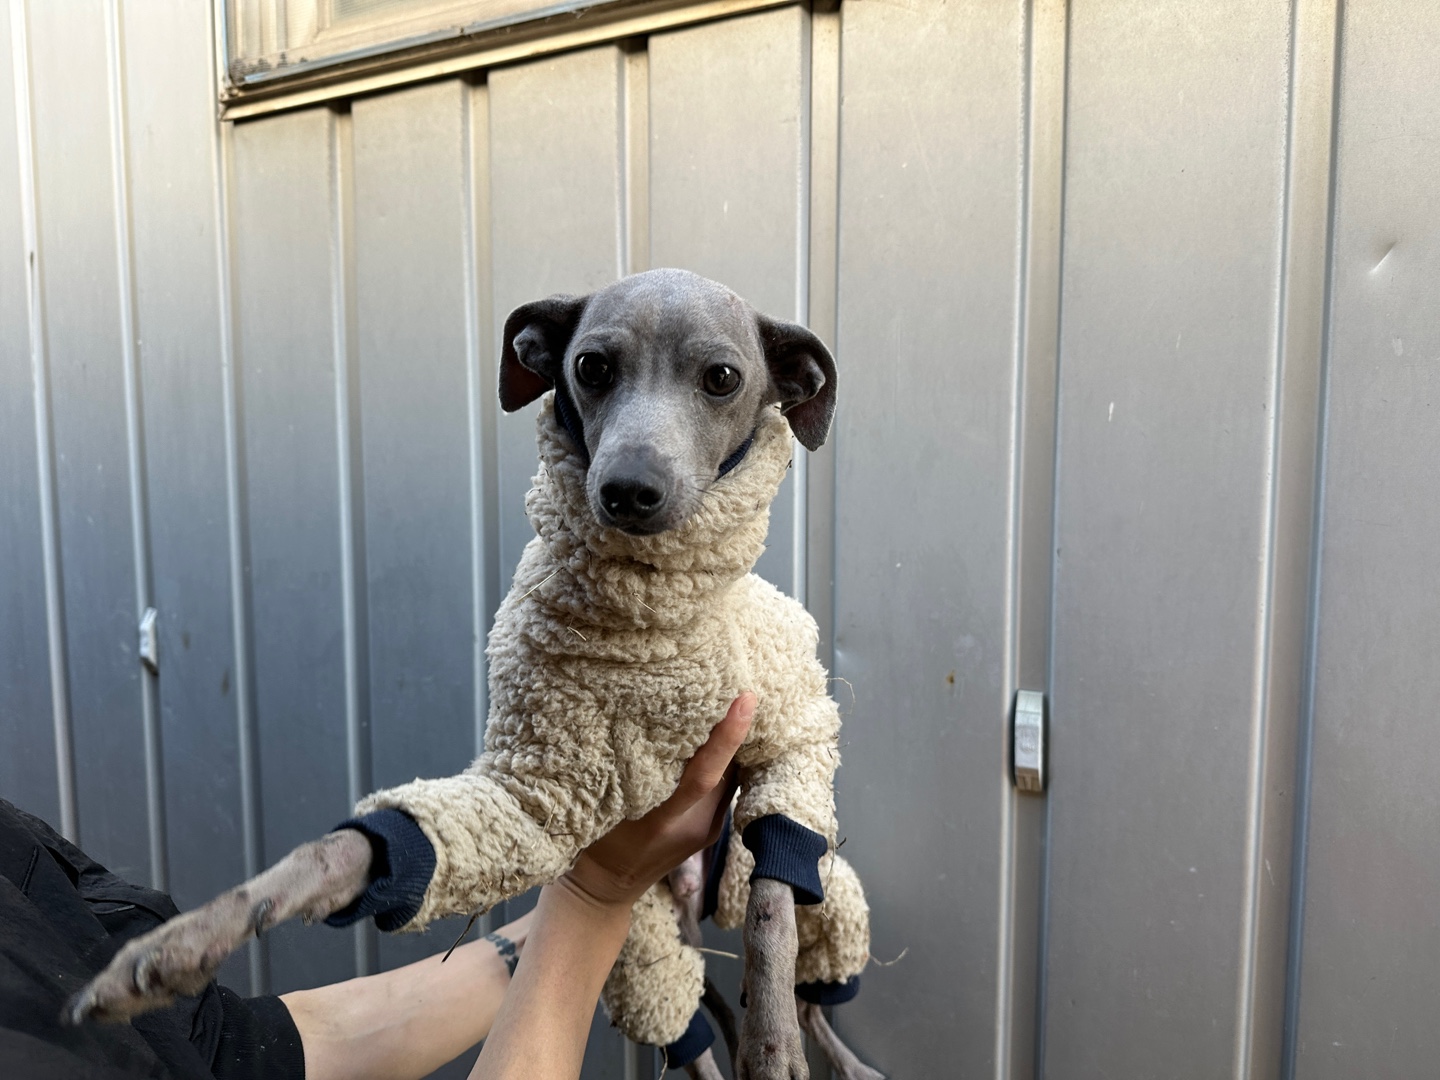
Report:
465,74,503,938
462,80,482,756
1234,1,1299,1070
802,10,840,1072
207,0,268,998
805,2,839,672
8,0,76,845
615,47,628,282
103,0,167,894
791,4,812,608
1280,1,1344,1074
1034,0,1077,1073
621,42,649,277
994,0,1032,1071
329,103,376,977
1235,0,1344,1073
999,0,1070,1076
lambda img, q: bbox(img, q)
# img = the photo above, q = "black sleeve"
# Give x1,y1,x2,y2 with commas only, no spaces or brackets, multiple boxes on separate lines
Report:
210,989,305,1080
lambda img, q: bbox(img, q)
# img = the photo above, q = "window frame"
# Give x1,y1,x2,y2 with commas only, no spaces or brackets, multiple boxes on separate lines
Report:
224,0,607,88
215,0,798,120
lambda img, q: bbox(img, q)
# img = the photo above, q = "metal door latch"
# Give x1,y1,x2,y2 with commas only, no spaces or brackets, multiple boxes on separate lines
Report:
139,607,158,675
1012,689,1046,793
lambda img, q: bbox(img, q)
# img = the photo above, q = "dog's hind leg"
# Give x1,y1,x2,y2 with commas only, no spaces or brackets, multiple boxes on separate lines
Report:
702,976,740,1066
669,852,706,948
603,882,706,1055
791,855,882,1079
796,1002,885,1080
663,860,735,1077
684,1048,727,1080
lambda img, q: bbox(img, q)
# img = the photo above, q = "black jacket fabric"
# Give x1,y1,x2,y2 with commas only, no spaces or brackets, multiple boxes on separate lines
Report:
0,799,303,1080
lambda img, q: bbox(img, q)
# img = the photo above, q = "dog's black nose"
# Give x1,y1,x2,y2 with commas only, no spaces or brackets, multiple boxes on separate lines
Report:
599,473,668,523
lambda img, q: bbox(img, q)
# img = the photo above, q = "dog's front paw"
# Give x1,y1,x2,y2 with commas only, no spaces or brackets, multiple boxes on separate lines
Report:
67,829,373,1024
736,1010,809,1080
66,890,265,1023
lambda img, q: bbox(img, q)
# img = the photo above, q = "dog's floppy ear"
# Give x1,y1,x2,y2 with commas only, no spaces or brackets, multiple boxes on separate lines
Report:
757,314,837,451
499,294,588,412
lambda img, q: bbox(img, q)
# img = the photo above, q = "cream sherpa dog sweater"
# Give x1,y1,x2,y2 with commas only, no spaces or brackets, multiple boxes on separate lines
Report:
327,394,869,1057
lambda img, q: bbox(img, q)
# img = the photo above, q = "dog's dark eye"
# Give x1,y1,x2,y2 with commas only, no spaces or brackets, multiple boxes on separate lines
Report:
575,352,614,390
702,364,741,397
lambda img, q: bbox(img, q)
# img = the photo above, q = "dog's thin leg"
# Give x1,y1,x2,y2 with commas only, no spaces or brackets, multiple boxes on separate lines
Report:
683,1047,728,1080
796,1001,885,1080
670,854,742,1072
67,829,373,1024
736,877,807,1080
702,976,740,1066
668,853,705,948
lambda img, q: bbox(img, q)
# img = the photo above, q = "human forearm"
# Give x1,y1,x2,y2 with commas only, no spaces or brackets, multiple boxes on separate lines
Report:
468,877,632,1080
473,694,755,1079
283,913,529,1080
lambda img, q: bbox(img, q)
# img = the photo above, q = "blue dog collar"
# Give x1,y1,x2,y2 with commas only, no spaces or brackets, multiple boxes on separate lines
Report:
716,429,756,478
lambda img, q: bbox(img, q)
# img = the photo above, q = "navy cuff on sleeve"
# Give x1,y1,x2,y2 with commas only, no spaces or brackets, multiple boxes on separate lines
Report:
741,814,828,905
663,1010,715,1070
324,808,436,932
796,975,861,1006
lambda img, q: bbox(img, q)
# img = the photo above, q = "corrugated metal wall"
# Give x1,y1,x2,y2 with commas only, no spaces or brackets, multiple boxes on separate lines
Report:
2,1,1438,1078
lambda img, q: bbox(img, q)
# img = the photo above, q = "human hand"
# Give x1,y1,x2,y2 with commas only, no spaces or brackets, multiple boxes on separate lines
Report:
562,693,756,910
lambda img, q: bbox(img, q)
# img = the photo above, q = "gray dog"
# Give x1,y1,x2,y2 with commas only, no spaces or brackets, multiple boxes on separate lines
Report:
70,269,879,1080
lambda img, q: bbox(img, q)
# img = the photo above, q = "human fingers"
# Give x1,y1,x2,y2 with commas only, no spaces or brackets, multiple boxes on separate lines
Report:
667,693,754,814
563,696,753,908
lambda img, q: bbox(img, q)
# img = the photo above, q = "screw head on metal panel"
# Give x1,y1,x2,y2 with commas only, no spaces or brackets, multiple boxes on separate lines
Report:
1013,689,1046,793
139,607,159,675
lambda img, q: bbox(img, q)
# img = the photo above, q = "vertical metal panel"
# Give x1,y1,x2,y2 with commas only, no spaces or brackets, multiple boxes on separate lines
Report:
351,79,480,988
1006,2,1068,1075
804,2,839,672
620,42,648,278
1294,2,1440,1075
0,0,59,825
102,0,166,893
216,86,268,1001
25,0,149,877
465,77,500,763
831,0,1025,1074
648,5,808,596
489,45,625,594
1042,2,1291,1076
803,13,840,1070
327,102,378,979
116,0,249,974
487,45,632,1080
230,107,354,993
1247,0,1341,1075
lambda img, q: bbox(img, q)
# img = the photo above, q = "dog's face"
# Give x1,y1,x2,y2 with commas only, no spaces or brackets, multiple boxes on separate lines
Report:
499,269,837,535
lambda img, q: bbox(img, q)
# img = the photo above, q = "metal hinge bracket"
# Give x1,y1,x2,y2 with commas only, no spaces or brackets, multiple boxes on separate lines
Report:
139,607,159,675
1012,689,1046,793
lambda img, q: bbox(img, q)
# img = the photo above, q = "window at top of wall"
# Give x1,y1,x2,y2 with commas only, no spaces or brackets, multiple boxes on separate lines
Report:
223,0,606,88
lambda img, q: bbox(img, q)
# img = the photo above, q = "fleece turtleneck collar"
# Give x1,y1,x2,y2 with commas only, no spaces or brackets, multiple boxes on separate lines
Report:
518,394,794,630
